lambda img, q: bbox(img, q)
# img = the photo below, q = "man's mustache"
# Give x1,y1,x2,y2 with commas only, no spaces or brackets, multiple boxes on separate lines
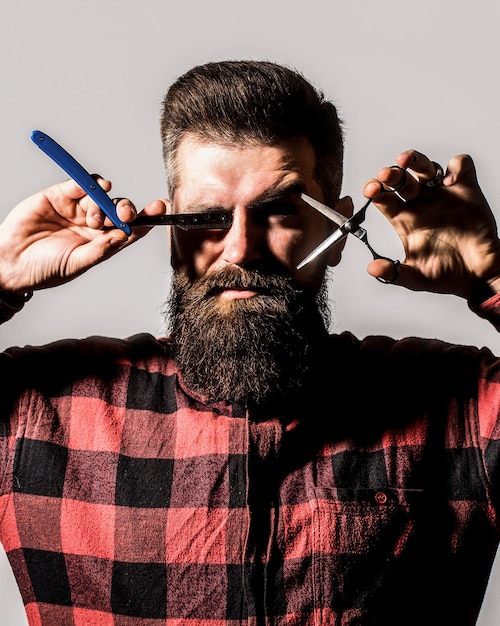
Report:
193,266,300,298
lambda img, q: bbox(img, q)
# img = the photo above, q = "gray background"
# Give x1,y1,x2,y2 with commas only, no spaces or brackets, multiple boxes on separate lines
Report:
1,0,499,623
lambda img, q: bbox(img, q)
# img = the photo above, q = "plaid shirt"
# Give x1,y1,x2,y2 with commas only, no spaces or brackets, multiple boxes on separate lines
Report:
1,297,500,625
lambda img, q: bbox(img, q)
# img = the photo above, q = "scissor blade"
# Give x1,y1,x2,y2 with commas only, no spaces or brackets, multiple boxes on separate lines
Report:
131,211,232,230
296,228,348,269
300,193,347,227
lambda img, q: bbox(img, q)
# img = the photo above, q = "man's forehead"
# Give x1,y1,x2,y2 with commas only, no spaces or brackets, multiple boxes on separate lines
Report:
177,133,316,164
174,135,317,202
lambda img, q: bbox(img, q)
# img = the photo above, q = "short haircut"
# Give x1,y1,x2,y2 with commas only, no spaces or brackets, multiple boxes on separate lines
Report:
160,60,344,205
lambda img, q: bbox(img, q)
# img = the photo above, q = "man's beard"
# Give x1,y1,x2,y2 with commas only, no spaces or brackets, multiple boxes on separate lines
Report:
164,265,331,405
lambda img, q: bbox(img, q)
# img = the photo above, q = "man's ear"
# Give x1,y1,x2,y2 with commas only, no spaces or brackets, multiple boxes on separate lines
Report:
326,196,354,267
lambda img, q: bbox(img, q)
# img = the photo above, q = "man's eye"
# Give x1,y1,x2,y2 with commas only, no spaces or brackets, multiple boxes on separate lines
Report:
262,202,296,218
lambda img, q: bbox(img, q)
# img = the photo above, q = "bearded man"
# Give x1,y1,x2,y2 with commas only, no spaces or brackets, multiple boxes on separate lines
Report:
0,60,499,625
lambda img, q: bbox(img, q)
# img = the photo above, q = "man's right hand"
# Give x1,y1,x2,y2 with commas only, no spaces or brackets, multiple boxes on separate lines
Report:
0,177,166,296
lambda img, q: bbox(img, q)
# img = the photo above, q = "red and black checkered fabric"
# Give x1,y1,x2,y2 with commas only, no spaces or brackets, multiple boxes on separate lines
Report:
0,297,500,625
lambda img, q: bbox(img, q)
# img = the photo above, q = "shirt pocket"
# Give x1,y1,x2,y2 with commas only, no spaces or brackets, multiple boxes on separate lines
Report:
310,487,424,611
312,486,421,555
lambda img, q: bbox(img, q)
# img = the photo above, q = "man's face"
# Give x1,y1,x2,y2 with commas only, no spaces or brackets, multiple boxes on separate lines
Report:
165,134,343,404
169,134,343,292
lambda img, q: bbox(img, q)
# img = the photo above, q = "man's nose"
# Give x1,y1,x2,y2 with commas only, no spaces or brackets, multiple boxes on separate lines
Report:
221,209,265,266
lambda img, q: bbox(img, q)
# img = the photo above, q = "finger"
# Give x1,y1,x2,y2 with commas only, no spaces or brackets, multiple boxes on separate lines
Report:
85,198,137,231
361,167,418,210
363,178,385,199
89,174,112,194
82,173,113,212
362,168,419,202
114,199,168,237
376,165,421,202
132,198,168,220
381,166,408,192
362,178,405,219
80,177,135,231
113,198,137,224
44,177,102,203
77,175,114,227
79,183,115,230
42,177,115,229
143,198,169,215
367,258,428,291
395,150,446,187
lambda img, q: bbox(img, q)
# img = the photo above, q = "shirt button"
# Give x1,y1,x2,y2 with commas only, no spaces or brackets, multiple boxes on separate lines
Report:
375,491,388,505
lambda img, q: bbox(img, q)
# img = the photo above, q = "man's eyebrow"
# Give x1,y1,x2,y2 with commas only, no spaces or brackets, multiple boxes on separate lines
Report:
248,182,306,209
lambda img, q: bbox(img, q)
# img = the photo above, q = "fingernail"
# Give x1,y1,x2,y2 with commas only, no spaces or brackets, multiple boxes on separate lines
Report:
121,204,137,220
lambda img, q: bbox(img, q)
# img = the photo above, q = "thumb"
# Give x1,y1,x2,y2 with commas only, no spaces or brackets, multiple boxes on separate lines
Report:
443,154,477,187
367,258,401,284
69,229,130,273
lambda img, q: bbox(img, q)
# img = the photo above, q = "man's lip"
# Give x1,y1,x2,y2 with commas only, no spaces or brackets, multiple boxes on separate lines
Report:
219,288,259,300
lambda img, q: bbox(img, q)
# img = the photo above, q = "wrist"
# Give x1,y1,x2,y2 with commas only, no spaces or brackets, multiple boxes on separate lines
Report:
486,275,500,297
467,272,500,308
0,289,33,322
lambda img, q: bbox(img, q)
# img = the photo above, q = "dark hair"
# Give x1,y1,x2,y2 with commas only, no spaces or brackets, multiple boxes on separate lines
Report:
160,60,344,205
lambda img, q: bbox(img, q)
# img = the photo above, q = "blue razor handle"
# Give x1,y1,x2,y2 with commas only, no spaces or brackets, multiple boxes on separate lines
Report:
30,130,132,236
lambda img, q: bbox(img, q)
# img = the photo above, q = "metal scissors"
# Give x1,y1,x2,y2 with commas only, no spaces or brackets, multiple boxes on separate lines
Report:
30,130,233,234
297,193,400,283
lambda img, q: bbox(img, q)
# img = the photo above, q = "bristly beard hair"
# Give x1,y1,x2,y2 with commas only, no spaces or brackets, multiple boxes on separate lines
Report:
163,265,331,406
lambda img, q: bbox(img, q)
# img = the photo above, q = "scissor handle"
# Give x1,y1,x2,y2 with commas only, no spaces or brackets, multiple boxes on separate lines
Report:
356,231,400,283
30,130,131,236
345,197,400,283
